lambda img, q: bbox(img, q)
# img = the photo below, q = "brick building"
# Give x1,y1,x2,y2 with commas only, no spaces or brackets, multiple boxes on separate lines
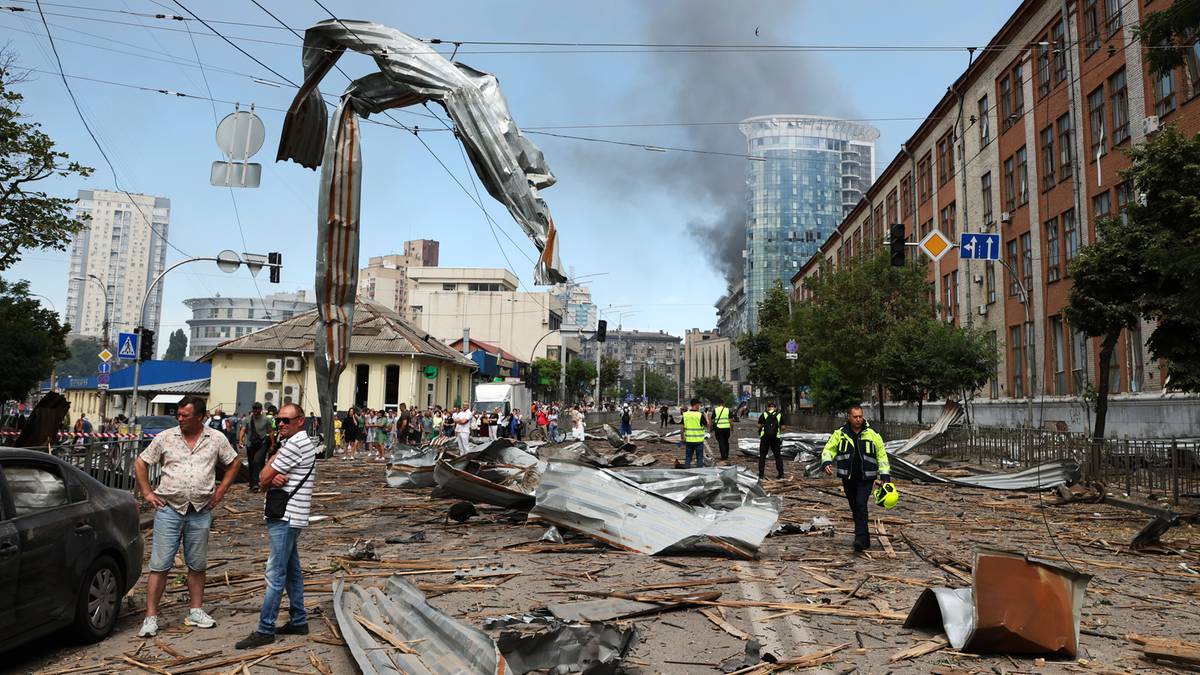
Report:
792,0,1194,407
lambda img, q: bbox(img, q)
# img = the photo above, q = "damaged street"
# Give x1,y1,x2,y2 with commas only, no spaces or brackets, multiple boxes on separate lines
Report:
14,415,1200,675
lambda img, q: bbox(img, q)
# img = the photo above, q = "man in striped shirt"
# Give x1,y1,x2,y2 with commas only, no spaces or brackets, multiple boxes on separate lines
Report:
235,403,316,649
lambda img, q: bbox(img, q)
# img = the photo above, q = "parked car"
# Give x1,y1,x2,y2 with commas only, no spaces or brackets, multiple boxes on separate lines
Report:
0,448,143,653
132,415,176,448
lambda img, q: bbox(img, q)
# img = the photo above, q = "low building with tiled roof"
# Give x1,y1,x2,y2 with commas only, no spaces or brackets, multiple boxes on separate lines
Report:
200,301,477,414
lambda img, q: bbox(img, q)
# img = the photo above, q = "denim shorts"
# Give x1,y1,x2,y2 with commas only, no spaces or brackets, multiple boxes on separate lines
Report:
149,506,213,572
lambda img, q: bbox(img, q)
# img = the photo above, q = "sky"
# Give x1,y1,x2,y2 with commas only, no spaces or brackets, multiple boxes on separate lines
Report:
0,0,1022,350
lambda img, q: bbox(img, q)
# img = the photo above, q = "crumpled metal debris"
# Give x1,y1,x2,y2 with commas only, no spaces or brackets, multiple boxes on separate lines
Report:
890,456,1081,490
334,575,505,674
385,443,444,488
434,439,546,508
277,19,567,455
529,462,779,558
771,516,835,537
539,526,565,543
617,466,780,512
904,549,1092,657
546,598,662,622
537,441,656,468
497,623,637,675
346,539,378,561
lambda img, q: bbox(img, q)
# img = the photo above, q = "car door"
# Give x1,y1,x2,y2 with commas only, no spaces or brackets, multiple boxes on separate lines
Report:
0,493,19,638
1,460,96,630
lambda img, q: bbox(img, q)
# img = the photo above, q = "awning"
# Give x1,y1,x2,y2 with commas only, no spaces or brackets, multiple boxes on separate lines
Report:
150,394,185,405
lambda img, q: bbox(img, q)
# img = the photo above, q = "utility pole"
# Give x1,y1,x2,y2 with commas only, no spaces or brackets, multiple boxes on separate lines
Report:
76,274,111,423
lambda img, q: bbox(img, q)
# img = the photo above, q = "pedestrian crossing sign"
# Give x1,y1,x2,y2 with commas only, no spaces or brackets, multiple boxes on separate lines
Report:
117,332,138,360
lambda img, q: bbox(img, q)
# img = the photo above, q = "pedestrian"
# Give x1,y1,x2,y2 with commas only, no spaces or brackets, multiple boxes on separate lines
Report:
659,404,668,428
235,403,317,648
509,408,524,441
619,405,633,441
547,405,559,443
238,402,275,491
453,406,473,453
569,405,585,442
819,405,890,552
535,406,550,442
712,399,732,462
757,401,785,480
134,395,240,637
681,398,706,468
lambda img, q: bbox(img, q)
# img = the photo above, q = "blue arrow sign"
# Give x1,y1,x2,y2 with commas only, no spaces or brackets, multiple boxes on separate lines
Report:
117,332,138,360
959,233,1000,260
97,362,111,374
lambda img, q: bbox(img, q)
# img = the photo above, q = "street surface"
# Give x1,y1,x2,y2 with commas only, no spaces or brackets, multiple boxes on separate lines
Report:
11,416,1199,674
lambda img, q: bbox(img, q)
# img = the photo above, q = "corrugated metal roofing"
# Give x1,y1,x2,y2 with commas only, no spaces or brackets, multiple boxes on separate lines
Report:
198,300,476,368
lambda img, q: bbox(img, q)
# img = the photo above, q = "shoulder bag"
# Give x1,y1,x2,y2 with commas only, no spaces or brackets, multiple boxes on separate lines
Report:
264,459,315,519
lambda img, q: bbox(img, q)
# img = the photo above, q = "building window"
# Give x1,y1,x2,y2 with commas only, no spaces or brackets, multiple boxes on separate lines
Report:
1052,20,1067,83
886,189,898,224
1104,0,1122,36
1037,39,1051,98
980,172,994,226
989,331,1000,398
1116,180,1133,222
225,308,233,318
938,131,955,186
208,308,219,318
1050,315,1067,395
1154,69,1177,117
1092,190,1111,221
1063,208,1078,263
978,94,990,145
918,153,933,203
1046,216,1061,282
1057,113,1073,175
1084,0,1100,54
1016,145,1029,205
1070,328,1088,393
1040,125,1056,191
442,283,457,291
1003,156,1016,211
1021,232,1033,293
901,173,913,215
1012,63,1025,118
940,202,956,240
985,261,997,303
1000,75,1013,129
943,273,954,319
1184,41,1200,92
1007,238,1020,296
1011,325,1025,398
1087,86,1106,159
1109,68,1129,146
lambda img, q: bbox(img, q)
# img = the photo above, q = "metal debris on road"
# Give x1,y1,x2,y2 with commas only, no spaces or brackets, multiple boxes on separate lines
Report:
496,623,637,675
903,549,1092,657
889,457,1081,490
433,439,545,509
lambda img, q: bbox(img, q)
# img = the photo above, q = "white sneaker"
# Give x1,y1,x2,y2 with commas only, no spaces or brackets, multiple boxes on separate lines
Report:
138,615,159,637
183,608,216,628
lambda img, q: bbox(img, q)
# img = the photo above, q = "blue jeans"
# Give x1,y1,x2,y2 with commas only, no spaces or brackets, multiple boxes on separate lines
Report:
149,506,212,572
684,442,706,468
257,518,305,634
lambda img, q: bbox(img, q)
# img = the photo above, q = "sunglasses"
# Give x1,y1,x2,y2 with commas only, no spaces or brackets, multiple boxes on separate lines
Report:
276,416,299,425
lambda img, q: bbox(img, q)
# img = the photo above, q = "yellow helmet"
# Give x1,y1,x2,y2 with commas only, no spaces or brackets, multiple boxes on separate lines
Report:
874,482,899,509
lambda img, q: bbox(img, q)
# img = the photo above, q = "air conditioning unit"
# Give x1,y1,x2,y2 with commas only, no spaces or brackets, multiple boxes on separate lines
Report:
1143,115,1160,136
262,389,280,407
283,356,302,372
977,304,988,316
1000,211,1012,223
973,274,984,284
282,384,299,405
265,358,282,383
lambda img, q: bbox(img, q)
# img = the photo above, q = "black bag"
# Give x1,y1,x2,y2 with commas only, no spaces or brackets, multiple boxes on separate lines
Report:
264,460,315,519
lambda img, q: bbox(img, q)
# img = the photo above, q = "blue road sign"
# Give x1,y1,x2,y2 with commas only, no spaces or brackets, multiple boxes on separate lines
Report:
785,339,798,353
97,362,111,374
117,332,138,360
97,372,110,385
959,233,1001,260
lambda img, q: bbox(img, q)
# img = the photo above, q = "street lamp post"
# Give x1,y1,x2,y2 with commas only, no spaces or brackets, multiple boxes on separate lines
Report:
75,274,111,423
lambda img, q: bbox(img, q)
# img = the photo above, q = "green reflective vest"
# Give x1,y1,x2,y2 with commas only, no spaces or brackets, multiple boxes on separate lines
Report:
713,405,731,429
682,410,706,443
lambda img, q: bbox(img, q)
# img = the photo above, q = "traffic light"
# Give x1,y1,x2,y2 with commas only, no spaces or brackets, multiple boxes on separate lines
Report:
138,328,155,362
596,319,607,343
268,251,281,283
889,224,906,267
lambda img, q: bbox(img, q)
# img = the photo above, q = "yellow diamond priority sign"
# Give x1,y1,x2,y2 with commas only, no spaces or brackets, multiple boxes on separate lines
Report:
98,349,113,363
919,229,953,262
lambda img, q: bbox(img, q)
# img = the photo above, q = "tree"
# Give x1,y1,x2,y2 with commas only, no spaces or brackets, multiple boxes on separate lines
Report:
808,360,861,415
691,375,733,406
599,356,621,398
735,281,803,405
55,336,102,376
564,358,597,402
532,357,561,399
879,318,994,423
0,279,70,400
163,329,187,360
1135,0,1200,76
632,369,674,403
0,54,93,271
1065,215,1148,440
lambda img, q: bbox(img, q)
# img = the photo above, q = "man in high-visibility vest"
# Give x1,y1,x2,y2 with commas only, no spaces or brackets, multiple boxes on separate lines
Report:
820,404,890,552
681,398,707,468
757,401,784,479
711,401,732,462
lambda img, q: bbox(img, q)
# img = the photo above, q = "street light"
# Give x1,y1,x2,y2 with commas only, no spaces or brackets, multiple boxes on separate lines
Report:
74,274,111,422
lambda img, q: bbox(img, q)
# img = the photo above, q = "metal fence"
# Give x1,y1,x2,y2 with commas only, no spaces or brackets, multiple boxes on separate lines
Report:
785,412,1200,504
3,438,156,492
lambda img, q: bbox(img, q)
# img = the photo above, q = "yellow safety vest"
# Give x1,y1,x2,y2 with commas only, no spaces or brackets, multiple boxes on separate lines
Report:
713,406,730,429
682,410,706,443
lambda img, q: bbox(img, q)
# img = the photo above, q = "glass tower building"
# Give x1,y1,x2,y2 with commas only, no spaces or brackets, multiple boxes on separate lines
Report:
739,116,878,330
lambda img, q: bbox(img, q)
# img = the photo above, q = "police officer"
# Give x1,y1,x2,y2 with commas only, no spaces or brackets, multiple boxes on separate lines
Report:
711,400,732,462
819,404,890,552
681,398,706,468
757,401,784,479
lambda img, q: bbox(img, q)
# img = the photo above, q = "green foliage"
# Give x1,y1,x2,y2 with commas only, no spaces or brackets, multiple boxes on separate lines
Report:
0,279,70,400
879,318,994,408
599,356,620,397
632,369,674,402
690,375,732,406
532,357,561,399
1134,0,1200,75
808,361,861,414
56,336,102,376
564,358,597,401
735,281,803,400
164,329,187,361
0,59,93,271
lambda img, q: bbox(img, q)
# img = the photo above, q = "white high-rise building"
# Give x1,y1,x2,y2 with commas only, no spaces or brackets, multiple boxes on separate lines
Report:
64,189,170,344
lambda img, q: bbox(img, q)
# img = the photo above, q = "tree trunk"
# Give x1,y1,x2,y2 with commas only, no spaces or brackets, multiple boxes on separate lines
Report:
876,383,886,425
1093,329,1121,441
917,397,924,424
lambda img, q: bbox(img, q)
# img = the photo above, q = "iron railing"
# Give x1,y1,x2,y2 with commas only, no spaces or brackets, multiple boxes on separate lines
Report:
2,437,158,491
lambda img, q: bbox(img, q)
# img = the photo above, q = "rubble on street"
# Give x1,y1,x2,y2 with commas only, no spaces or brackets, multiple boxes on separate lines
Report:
15,417,1200,674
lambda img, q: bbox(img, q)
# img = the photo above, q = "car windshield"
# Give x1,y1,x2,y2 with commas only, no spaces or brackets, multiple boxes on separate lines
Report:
135,416,176,429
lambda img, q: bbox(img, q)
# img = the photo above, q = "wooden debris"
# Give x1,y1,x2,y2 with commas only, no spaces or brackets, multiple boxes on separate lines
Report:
700,608,751,640
353,613,419,654
1132,634,1200,667
888,635,950,662
308,650,334,675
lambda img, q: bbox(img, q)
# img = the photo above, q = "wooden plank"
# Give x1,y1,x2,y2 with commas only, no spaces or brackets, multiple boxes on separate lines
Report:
1141,637,1200,667
699,608,751,641
353,613,419,654
636,576,740,592
889,635,950,662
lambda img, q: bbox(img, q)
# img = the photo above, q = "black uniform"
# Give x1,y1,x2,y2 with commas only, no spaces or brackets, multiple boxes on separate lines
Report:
757,409,784,478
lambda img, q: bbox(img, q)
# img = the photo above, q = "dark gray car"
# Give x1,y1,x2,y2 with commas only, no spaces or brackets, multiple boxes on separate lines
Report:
0,448,143,652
